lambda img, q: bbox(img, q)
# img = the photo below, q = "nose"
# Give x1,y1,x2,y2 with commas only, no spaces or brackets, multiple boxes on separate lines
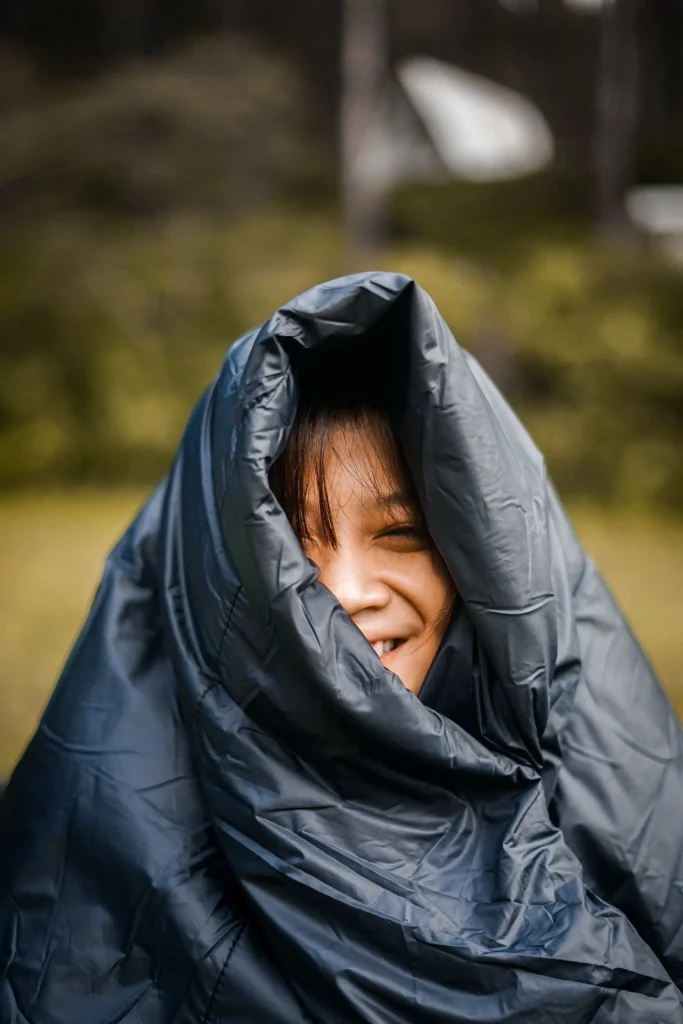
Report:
316,544,390,619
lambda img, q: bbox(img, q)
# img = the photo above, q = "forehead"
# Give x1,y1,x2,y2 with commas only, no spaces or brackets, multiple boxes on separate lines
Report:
305,422,414,509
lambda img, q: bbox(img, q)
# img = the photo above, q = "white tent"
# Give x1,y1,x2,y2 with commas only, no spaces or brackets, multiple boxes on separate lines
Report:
397,57,554,182
355,57,554,187
627,186,683,262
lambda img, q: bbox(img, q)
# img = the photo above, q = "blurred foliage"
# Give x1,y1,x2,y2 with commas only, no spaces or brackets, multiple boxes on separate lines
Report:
1,209,682,512
392,177,591,259
0,44,42,111
0,212,338,484
0,38,681,512
0,35,308,219
388,242,683,511
0,210,348,485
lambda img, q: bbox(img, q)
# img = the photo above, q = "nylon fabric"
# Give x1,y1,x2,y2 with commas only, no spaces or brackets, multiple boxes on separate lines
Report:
1,272,683,1022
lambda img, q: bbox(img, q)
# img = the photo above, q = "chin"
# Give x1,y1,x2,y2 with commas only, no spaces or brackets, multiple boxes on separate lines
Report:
390,662,425,696
379,643,431,696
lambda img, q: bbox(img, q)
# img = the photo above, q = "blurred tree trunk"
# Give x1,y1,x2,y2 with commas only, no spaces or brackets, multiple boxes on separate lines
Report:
341,0,389,269
596,0,640,248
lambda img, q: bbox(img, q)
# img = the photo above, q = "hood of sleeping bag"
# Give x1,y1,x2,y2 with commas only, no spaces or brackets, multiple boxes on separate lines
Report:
2,272,683,1024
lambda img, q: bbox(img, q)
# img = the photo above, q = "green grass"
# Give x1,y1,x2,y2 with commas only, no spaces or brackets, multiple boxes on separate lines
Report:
0,490,681,776
0,489,146,775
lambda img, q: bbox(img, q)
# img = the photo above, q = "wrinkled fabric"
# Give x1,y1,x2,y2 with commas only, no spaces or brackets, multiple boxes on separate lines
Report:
1,272,683,1023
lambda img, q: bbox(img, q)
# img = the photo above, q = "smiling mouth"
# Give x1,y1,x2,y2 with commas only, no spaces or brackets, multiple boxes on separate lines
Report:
371,639,406,657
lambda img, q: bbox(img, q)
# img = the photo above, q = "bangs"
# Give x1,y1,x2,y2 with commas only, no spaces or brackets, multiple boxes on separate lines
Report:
270,404,424,550
269,326,426,550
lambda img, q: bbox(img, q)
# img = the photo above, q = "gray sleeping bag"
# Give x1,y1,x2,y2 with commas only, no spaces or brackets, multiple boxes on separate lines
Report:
2,272,683,1023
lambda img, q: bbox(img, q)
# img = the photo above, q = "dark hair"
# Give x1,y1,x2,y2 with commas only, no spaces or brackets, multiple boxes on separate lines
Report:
269,338,426,550
270,337,457,635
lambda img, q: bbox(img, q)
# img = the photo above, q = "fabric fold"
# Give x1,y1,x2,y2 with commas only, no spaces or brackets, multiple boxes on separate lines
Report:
2,271,682,1022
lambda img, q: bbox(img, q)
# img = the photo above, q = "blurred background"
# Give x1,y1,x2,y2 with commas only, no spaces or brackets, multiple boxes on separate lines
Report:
1,0,682,775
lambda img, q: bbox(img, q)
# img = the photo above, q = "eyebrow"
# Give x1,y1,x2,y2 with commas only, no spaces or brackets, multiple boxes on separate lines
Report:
375,491,414,510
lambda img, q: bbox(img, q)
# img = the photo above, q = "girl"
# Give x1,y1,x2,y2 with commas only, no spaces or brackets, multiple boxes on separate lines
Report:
2,273,683,1022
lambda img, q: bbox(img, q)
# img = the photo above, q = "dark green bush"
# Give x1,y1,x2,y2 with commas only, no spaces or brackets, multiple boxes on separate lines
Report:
1,215,681,512
0,35,307,220
388,242,683,512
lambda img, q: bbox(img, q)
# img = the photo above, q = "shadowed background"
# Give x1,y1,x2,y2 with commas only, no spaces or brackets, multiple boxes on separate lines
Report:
0,0,682,774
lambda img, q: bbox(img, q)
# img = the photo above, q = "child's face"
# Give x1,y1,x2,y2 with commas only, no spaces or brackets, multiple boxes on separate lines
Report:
301,424,455,695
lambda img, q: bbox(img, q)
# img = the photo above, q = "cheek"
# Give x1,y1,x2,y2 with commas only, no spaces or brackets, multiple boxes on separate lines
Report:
396,553,455,630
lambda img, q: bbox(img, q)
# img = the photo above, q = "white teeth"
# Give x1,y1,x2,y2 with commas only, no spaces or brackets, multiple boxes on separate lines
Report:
372,639,398,656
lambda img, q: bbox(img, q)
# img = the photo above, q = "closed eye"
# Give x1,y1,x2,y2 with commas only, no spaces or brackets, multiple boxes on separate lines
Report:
379,524,422,538
376,522,430,550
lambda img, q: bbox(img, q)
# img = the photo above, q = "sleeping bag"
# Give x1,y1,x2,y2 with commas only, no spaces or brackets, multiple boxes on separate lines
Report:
2,272,683,1023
